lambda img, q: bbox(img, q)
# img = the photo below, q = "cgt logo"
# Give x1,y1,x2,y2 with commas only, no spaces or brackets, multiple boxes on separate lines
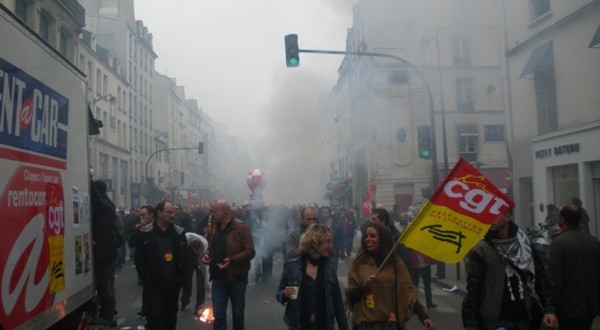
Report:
443,177,509,215
0,166,61,329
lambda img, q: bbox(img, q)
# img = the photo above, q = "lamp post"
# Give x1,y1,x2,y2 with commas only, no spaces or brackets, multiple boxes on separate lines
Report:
299,48,440,190
421,27,450,178
145,145,204,204
421,27,451,280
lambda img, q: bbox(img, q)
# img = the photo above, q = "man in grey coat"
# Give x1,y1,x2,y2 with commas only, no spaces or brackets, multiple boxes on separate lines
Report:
547,204,600,330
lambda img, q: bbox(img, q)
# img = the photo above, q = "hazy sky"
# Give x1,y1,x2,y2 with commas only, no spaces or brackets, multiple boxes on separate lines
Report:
135,1,355,203
135,0,354,143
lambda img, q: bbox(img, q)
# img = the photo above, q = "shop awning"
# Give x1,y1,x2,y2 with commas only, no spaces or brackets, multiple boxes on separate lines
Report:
590,24,600,48
519,42,553,78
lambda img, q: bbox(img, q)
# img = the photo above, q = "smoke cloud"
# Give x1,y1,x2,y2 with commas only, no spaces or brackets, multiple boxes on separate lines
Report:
255,70,333,205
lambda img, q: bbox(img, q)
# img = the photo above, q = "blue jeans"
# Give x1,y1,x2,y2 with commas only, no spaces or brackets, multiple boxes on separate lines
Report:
212,275,248,330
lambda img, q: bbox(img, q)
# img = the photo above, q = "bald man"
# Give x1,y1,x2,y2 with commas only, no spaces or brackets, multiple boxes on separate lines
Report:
201,200,255,330
546,204,600,330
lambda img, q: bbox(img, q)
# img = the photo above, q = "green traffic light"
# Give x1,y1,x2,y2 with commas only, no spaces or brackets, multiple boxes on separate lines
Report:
421,150,430,158
289,58,298,65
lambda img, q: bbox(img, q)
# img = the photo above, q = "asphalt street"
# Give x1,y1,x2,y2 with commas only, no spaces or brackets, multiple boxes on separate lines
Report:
112,252,465,330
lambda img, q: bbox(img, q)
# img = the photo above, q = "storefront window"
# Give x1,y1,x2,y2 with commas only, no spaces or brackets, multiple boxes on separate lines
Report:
552,164,579,206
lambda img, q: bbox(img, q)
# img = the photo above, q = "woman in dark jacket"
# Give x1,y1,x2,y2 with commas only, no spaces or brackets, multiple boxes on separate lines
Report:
276,224,349,330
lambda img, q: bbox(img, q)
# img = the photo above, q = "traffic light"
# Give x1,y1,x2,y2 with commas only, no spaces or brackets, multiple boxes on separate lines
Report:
284,34,300,67
198,142,204,155
418,126,432,159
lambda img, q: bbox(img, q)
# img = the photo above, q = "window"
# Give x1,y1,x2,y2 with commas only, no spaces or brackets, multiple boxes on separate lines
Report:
99,153,109,179
552,164,578,206
87,61,93,91
531,43,557,134
389,72,409,84
530,0,550,19
453,37,471,66
59,28,69,57
96,69,102,95
15,1,27,22
456,78,474,111
103,74,108,98
535,69,557,134
458,125,478,162
39,14,50,42
120,160,128,194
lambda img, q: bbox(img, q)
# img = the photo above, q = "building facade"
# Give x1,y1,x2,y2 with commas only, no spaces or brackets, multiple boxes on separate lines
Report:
503,0,600,236
82,0,157,207
80,30,131,208
324,0,510,212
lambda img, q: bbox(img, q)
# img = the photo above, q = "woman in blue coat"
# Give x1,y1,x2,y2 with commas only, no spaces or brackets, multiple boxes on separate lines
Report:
276,224,349,330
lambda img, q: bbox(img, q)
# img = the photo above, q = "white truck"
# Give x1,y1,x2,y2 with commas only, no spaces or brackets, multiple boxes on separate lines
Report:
0,6,96,329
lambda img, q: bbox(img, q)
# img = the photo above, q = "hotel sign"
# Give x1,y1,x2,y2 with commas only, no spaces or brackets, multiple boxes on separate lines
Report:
535,143,580,159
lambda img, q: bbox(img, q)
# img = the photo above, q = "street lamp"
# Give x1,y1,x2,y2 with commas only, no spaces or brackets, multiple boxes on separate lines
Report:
421,28,450,178
421,27,451,280
145,145,205,204
297,48,440,190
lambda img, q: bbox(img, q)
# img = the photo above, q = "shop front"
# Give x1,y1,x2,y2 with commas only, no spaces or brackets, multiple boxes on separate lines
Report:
531,122,600,238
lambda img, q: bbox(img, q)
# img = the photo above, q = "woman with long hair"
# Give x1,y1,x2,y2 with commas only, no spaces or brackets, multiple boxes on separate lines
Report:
346,222,434,330
276,224,349,330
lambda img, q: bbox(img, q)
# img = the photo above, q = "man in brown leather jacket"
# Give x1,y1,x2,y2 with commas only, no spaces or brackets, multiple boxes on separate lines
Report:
201,200,255,330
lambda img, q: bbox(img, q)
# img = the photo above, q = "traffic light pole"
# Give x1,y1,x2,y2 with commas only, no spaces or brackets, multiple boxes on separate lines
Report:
145,146,201,204
299,48,439,189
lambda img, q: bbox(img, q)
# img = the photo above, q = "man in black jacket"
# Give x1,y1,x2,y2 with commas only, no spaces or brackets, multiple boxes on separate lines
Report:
135,201,188,330
462,209,557,329
547,204,600,330
90,179,121,326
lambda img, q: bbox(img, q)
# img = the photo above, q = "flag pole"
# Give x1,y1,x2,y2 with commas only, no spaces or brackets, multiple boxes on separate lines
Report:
375,204,430,274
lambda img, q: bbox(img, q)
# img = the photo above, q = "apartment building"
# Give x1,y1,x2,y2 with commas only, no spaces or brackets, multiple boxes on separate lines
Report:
502,0,600,235
80,30,131,208
324,0,509,211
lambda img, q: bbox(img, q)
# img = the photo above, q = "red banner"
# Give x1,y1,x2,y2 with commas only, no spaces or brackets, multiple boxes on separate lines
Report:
361,177,373,218
399,159,514,263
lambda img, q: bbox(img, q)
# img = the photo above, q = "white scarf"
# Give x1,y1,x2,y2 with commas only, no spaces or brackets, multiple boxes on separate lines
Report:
491,229,535,300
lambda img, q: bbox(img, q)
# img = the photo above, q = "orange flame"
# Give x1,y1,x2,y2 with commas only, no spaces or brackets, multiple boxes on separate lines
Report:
198,306,214,323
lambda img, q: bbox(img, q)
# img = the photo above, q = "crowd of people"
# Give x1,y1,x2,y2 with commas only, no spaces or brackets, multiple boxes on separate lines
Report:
87,187,599,330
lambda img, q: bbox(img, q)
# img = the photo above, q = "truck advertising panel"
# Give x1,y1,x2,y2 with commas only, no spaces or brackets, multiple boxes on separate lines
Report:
0,8,94,329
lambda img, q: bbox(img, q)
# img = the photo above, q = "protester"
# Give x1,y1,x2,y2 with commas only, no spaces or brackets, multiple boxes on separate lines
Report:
201,200,255,330
571,196,591,232
546,204,600,330
287,206,318,259
131,205,153,318
276,224,349,330
184,232,209,315
134,201,189,330
346,222,434,330
462,208,557,330
408,248,437,308
89,179,121,327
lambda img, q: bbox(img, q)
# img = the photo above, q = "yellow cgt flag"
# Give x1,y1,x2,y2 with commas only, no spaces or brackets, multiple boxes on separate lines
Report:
399,158,514,263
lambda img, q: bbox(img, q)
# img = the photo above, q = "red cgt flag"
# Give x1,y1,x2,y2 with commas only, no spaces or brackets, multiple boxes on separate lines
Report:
399,158,514,263
361,177,373,218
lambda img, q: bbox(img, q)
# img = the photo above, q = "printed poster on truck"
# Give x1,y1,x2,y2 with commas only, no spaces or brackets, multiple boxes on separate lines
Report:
0,166,65,328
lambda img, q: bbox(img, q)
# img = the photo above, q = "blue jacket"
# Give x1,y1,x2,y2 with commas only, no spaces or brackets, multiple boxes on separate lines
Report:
276,257,349,330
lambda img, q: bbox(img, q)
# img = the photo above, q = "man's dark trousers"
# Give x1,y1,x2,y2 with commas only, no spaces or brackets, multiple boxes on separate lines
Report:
212,275,248,330
94,261,115,321
145,281,180,330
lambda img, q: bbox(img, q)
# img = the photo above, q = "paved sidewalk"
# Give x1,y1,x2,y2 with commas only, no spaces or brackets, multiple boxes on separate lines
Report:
431,261,467,296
